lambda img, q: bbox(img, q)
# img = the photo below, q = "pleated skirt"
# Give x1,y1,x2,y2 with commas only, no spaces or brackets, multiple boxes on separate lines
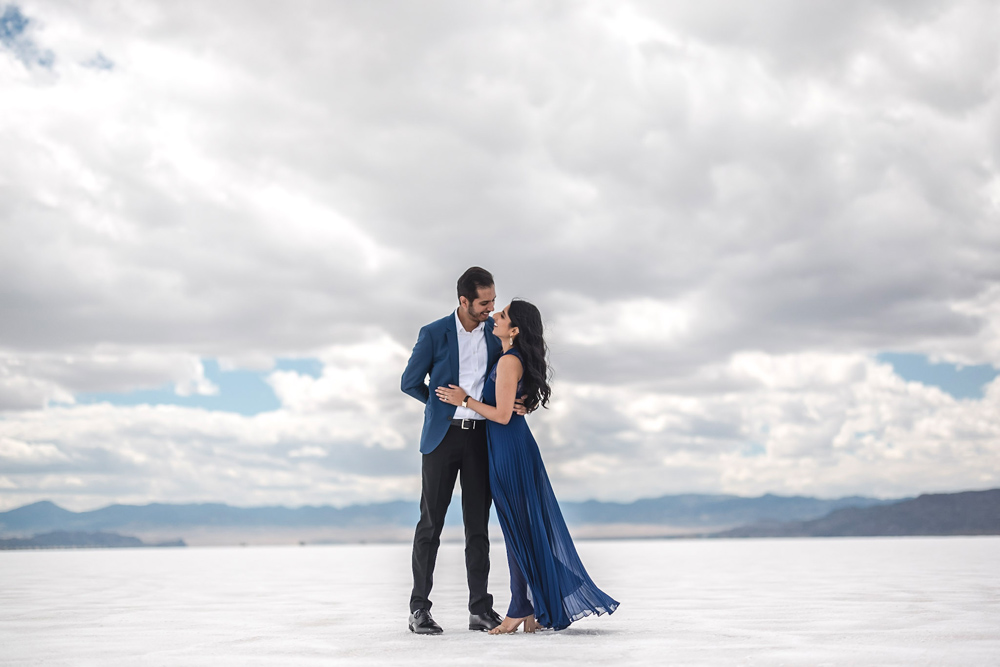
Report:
487,414,619,630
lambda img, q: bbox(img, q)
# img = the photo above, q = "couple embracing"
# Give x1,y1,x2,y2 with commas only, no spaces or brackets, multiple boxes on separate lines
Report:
402,267,619,635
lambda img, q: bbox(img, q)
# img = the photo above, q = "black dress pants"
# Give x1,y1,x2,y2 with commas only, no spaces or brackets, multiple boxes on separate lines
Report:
410,423,493,614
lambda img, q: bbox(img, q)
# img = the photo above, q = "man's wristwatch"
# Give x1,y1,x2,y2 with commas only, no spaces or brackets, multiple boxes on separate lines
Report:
461,395,470,409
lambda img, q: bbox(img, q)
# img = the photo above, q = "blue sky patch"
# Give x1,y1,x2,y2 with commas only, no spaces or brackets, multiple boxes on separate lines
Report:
877,352,998,400
1,5,54,68
275,358,323,378
74,357,324,415
83,51,113,70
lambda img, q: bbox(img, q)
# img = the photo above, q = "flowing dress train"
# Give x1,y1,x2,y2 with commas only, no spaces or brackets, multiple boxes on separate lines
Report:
483,348,619,630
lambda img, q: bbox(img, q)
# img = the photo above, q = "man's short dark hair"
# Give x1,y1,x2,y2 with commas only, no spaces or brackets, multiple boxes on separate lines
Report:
457,267,494,303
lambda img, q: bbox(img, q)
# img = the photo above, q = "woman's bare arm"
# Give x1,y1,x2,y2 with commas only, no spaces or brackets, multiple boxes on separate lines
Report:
435,355,522,425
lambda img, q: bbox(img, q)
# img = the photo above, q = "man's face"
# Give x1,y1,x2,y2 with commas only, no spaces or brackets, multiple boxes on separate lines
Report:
462,285,496,322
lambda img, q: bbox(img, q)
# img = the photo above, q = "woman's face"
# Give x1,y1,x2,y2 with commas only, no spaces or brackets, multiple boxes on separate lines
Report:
492,304,514,340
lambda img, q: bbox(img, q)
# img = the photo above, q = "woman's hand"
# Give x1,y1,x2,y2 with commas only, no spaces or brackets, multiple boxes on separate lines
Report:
435,384,468,407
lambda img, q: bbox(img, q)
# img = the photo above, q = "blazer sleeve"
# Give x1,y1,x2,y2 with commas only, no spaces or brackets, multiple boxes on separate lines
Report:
400,324,433,404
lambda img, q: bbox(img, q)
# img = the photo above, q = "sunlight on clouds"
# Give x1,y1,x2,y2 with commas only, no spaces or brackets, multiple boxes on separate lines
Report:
248,184,389,273
269,337,410,415
555,453,621,481
730,352,869,389
145,106,227,201
288,446,327,459
620,393,701,434
172,359,218,397
268,337,414,451
985,169,1000,212
0,372,73,411
951,285,1000,365
0,437,71,464
551,297,693,347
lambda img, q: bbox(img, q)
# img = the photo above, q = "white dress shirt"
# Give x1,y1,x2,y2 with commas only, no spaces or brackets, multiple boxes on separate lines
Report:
452,310,487,420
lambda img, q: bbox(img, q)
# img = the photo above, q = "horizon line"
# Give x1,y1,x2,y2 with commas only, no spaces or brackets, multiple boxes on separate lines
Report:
7,486,1000,514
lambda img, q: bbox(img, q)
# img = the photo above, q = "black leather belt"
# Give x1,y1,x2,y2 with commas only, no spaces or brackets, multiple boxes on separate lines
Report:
450,418,483,430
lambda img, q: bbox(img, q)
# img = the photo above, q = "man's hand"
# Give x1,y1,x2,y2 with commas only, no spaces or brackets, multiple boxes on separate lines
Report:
513,394,529,416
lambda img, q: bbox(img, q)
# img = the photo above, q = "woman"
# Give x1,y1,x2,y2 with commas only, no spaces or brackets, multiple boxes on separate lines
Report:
436,299,619,633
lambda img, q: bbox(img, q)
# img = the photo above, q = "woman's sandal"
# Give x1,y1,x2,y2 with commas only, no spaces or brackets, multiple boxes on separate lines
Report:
488,616,527,635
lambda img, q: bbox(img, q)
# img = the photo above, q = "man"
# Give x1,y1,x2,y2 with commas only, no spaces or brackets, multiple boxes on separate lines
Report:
401,267,509,634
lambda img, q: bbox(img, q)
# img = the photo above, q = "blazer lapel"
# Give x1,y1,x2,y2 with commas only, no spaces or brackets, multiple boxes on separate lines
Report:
445,314,460,382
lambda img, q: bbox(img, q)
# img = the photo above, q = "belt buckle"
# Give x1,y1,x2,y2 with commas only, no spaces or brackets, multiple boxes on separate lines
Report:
461,419,472,430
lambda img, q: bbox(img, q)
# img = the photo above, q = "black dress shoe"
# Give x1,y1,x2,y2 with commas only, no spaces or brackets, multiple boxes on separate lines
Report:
469,609,503,631
408,609,443,635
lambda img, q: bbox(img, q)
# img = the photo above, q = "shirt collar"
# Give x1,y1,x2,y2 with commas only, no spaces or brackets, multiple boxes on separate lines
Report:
455,309,485,334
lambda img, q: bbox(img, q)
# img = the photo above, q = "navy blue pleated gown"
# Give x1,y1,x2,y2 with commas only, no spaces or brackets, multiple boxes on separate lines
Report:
483,348,619,630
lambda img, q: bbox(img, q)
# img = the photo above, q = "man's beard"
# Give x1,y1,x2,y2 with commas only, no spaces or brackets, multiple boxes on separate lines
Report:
467,305,489,321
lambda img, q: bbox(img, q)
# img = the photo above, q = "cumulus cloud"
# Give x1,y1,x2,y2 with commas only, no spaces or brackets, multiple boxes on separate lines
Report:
532,354,1000,502
1,0,998,508
0,350,217,410
0,401,424,510
2,351,997,510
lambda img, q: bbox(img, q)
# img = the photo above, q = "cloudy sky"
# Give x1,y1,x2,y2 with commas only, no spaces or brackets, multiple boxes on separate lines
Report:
2,0,999,511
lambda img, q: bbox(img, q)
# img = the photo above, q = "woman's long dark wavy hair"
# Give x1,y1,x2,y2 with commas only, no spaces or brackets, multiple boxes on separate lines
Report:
508,299,552,413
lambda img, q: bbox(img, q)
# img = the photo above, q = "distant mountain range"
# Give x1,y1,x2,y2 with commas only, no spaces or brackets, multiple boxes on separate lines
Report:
709,489,1000,538
0,531,186,550
0,493,897,536
0,500,417,535
558,494,895,527
1,489,995,545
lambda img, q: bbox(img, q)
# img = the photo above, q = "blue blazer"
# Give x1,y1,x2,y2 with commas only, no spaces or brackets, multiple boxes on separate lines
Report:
401,312,503,454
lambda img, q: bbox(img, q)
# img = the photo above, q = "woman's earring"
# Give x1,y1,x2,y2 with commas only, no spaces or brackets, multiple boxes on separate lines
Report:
509,334,514,346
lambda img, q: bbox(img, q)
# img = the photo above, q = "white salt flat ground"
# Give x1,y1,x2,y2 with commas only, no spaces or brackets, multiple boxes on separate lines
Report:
1,537,998,666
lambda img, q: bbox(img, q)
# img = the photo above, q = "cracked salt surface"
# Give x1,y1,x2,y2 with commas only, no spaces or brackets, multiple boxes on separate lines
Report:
2,537,998,665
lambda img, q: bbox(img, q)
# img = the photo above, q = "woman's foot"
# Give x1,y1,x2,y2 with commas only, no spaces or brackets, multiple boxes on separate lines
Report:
488,616,527,635
523,616,542,633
